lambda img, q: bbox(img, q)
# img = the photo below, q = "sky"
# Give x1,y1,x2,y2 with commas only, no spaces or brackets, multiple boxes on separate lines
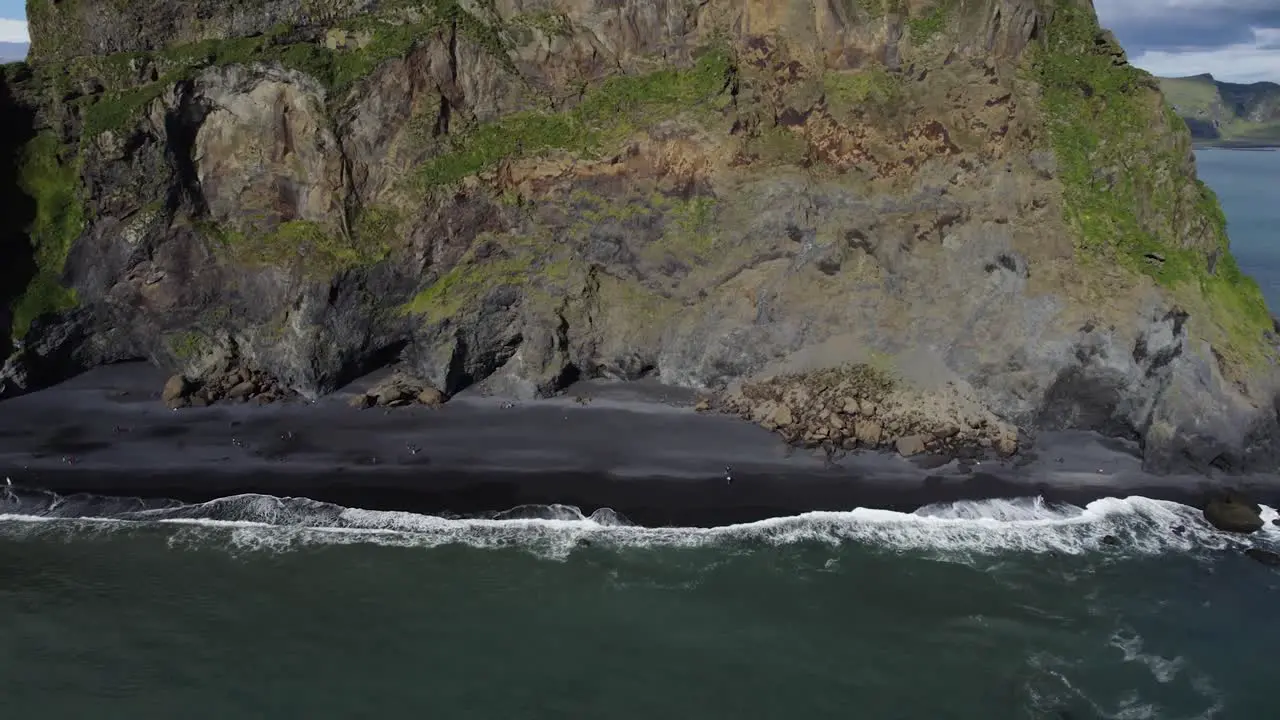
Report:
0,1,1275,82
1094,0,1280,84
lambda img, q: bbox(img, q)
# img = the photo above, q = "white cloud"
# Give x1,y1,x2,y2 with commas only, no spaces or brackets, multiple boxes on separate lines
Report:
1129,27,1280,84
1093,0,1280,83
0,18,27,44
1100,0,1280,19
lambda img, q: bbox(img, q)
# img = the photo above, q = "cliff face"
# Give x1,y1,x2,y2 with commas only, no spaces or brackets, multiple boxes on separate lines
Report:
1159,74,1280,147
3,0,1279,472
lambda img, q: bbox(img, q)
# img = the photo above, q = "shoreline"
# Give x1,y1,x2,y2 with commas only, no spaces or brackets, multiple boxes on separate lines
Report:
1194,143,1279,152
4,363,1280,528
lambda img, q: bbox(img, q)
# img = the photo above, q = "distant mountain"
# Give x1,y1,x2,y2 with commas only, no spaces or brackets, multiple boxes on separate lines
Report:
0,41,28,63
1158,73,1280,147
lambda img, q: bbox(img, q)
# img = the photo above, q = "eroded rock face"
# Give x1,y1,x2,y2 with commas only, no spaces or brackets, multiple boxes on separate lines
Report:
195,66,346,239
5,0,1280,472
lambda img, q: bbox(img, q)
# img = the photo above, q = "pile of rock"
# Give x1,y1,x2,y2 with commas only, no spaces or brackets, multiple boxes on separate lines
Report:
715,364,1020,458
161,366,293,409
348,373,447,409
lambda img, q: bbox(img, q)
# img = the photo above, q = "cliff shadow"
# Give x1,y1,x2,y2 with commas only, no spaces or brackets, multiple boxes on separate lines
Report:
0,64,38,359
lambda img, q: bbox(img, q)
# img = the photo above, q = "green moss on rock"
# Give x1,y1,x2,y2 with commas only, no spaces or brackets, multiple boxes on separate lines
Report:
415,46,736,189
822,66,901,117
10,131,83,339
907,2,949,44
165,330,210,361
1034,0,1272,368
403,251,533,323
210,217,391,276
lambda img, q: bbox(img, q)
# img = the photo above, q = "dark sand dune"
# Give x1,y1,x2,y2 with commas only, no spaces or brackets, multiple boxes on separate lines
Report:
2,363,1277,526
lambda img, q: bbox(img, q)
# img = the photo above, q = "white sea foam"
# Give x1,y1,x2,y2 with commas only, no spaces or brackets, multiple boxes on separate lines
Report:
1111,631,1185,684
2,490,1276,560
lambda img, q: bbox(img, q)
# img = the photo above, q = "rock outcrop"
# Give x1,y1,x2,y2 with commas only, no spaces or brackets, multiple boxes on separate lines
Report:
2,0,1279,472
1203,491,1264,534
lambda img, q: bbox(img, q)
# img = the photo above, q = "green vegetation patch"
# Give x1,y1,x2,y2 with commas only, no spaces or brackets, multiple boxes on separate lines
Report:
208,212,393,277
1034,0,1273,368
415,46,735,189
906,2,950,44
10,131,83,340
402,231,566,322
165,330,211,362
822,66,902,117
1158,76,1219,115
565,188,722,263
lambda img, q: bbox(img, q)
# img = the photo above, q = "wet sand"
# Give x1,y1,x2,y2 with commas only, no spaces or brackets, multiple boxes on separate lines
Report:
1,362,1277,526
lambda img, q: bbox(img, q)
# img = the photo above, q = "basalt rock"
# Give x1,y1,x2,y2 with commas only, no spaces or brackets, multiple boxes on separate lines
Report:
1203,491,1265,534
2,0,1279,475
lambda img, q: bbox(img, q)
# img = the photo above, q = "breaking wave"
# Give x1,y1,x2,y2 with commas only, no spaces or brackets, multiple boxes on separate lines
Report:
1,486,1276,561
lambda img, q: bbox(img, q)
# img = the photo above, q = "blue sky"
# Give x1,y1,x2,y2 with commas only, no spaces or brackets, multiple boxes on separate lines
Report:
0,0,22,41
0,1,1275,82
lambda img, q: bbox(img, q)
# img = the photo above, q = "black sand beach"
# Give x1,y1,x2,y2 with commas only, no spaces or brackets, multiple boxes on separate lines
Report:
2,363,1277,527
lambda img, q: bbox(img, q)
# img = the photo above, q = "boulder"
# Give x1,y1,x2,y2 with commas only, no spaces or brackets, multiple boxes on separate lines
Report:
161,374,191,406
895,435,928,457
1203,493,1264,534
417,387,446,407
854,419,883,447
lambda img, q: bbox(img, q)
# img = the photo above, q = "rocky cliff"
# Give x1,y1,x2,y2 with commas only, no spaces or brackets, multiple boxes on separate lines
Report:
2,0,1278,473
1159,73,1280,147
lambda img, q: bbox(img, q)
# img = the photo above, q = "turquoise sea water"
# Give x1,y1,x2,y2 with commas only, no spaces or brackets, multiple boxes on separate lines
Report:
1,150,1278,719
1197,149,1280,311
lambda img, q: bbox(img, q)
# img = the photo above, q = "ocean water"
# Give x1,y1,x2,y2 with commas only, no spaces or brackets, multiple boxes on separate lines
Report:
1,492,1279,719
1196,148,1280,311
1,150,1278,719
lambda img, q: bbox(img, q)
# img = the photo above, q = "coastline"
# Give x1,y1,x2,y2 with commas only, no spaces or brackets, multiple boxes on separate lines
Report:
1193,142,1279,151
3,363,1279,527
